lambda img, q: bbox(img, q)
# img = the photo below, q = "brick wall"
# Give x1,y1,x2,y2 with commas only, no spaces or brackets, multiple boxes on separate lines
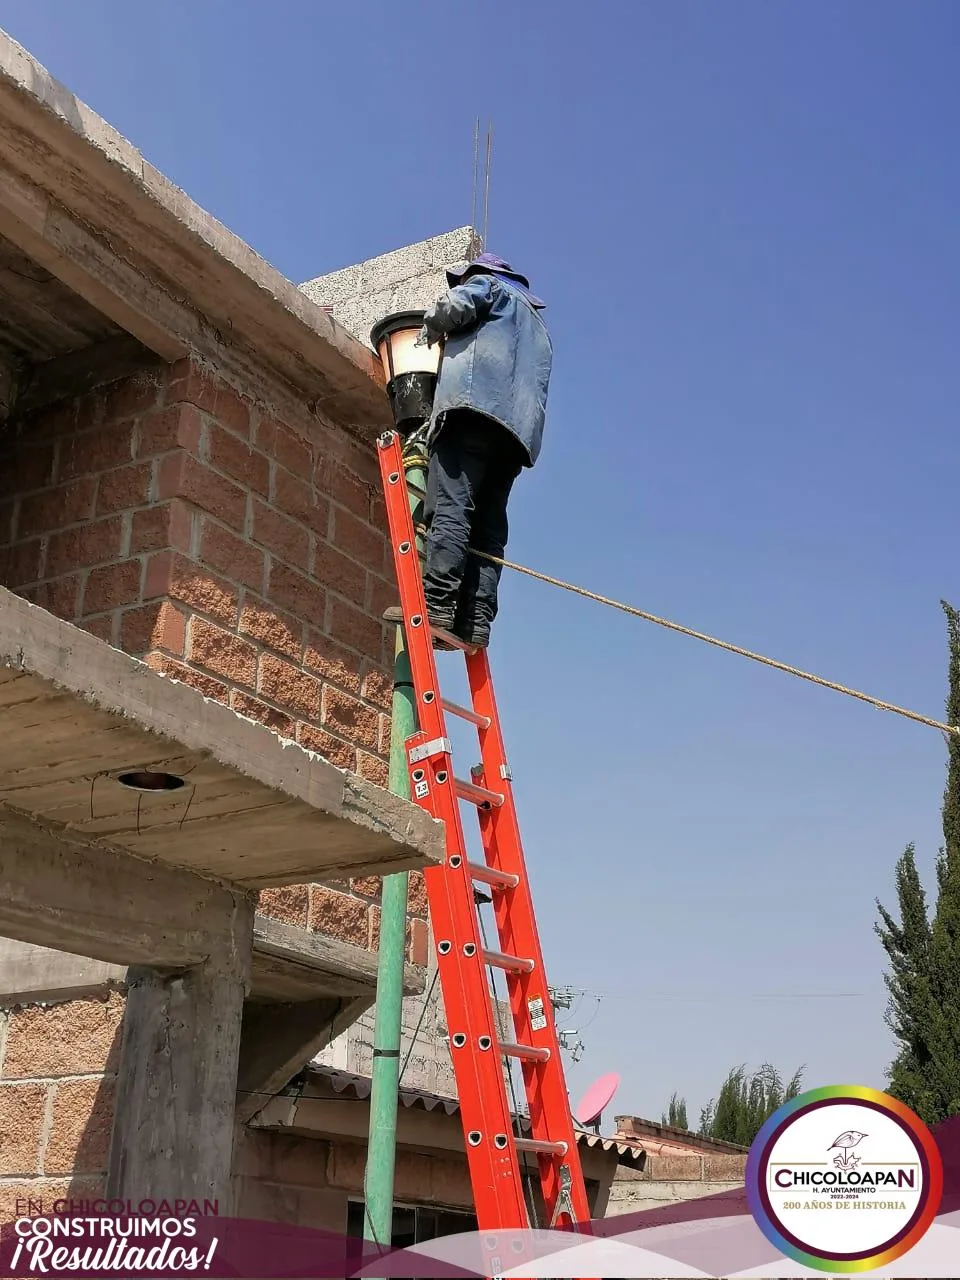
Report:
606,1151,747,1215
0,992,123,1223
0,356,426,965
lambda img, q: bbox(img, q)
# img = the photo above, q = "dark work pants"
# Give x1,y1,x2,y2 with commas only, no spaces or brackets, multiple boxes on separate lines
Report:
422,410,526,637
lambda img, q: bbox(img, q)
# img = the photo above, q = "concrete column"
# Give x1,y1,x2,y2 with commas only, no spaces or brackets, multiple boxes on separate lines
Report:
107,895,255,1210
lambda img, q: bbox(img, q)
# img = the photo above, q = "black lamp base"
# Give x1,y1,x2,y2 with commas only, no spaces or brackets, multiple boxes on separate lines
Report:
386,372,437,437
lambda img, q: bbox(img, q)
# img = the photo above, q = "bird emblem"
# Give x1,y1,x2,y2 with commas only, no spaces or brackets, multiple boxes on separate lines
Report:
829,1130,867,1170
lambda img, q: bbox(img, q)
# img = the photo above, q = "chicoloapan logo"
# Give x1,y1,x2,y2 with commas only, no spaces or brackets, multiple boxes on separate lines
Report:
746,1085,943,1273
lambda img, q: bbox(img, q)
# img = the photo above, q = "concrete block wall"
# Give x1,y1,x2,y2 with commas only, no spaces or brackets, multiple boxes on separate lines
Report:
300,227,481,347
606,1151,747,1215
0,992,124,1222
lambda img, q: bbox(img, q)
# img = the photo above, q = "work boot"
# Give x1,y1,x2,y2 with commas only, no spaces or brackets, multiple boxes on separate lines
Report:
454,623,490,650
382,604,457,651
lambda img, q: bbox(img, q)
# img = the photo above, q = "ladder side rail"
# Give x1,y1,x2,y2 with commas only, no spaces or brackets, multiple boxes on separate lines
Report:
376,432,529,1230
467,650,593,1228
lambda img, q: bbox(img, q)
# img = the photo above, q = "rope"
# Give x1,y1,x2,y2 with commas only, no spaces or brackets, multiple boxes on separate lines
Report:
470,550,960,739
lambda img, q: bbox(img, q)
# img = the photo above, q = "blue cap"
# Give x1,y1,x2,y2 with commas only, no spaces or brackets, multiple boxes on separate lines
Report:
446,252,545,308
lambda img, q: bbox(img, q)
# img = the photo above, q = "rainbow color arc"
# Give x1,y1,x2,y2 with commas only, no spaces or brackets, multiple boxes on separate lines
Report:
746,1085,944,1274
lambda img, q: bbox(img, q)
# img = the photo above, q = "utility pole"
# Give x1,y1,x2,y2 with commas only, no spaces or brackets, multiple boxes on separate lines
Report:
362,435,428,1257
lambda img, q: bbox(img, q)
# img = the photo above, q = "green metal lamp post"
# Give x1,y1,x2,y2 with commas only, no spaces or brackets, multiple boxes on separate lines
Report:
362,312,440,1257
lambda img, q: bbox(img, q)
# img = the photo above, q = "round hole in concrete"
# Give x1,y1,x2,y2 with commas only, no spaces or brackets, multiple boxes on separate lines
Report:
117,771,186,792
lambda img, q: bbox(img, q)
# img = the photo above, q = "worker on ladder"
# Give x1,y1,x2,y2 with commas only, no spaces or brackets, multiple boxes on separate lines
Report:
384,253,551,649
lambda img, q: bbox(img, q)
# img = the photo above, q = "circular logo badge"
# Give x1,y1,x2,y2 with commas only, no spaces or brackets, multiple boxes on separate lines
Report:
746,1086,943,1273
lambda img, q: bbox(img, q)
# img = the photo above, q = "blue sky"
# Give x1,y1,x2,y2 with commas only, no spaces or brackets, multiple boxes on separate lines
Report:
6,0,959,1127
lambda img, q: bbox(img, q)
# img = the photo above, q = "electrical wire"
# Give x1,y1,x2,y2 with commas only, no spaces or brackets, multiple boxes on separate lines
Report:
471,550,960,739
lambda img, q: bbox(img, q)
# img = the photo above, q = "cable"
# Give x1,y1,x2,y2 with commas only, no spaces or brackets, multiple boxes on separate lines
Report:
471,550,960,738
398,967,439,1086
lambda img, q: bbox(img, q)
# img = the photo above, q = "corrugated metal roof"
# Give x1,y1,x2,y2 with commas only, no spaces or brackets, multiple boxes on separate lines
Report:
306,1066,643,1162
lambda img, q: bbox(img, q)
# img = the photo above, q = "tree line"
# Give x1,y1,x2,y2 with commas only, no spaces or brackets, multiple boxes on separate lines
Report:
663,602,960,1145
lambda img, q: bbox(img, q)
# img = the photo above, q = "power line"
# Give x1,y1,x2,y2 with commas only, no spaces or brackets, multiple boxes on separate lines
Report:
472,550,959,739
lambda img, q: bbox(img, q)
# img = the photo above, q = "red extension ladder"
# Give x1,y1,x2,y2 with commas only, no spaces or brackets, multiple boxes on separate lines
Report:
377,429,592,1235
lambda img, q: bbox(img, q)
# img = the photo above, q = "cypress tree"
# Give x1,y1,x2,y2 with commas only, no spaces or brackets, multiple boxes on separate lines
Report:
876,601,960,1122
661,1093,689,1130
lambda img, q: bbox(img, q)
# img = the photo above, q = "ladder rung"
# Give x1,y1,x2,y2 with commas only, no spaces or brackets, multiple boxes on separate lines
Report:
455,777,504,809
430,623,477,654
500,1041,551,1064
466,860,519,891
514,1137,568,1157
442,697,491,729
483,948,535,975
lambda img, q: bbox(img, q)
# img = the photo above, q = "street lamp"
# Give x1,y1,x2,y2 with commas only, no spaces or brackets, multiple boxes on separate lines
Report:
370,310,441,435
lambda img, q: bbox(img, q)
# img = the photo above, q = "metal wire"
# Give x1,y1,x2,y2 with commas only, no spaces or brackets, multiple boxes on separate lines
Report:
471,550,960,738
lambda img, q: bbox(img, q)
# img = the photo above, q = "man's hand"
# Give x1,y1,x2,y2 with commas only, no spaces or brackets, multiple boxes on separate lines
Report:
414,325,433,348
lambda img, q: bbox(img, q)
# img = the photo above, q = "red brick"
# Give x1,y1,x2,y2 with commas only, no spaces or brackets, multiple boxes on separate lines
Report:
308,886,368,945
408,917,429,966
6,442,55,491
214,385,252,439
314,456,371,520
230,691,295,738
45,1080,116,1176
313,540,366,605
322,686,379,750
239,597,302,660
81,560,141,616
58,423,134,480
271,468,328,536
169,498,194,551
46,517,123,577
80,615,114,642
121,601,186,657
357,752,388,786
378,713,391,755
351,877,381,900
331,506,386,571
258,653,320,718
408,870,428,916
96,462,151,515
19,477,96,536
252,499,310,570
369,905,381,950
328,595,382,658
256,417,312,474
268,561,325,624
144,653,230,703
188,617,257,687
4,993,124,1078
207,424,269,496
303,631,362,694
146,551,239,626
361,667,392,711
366,573,397,620
159,454,247,531
258,884,308,928
296,723,356,770
34,575,82,619
199,517,265,592
0,1083,47,1175
130,505,171,554
166,359,219,413
101,371,162,421
0,539,43,587
136,404,203,457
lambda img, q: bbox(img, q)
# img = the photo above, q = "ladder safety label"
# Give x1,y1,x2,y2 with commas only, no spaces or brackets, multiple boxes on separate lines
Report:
528,996,548,1031
414,779,430,799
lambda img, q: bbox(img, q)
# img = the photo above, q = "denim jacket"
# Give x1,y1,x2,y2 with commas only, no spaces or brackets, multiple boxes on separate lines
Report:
422,273,552,467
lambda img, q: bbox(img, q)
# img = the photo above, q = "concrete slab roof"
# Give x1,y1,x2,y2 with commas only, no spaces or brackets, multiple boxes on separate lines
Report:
0,587,443,892
0,28,391,433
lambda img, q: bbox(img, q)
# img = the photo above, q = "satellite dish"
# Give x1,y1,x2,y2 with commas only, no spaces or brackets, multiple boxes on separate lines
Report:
573,1072,620,1133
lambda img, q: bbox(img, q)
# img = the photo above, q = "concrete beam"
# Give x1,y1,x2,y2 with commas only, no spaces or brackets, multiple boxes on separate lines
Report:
0,805,253,969
0,32,390,432
0,588,443,892
13,334,164,415
108,928,253,1209
235,993,373,1125
0,937,124,1003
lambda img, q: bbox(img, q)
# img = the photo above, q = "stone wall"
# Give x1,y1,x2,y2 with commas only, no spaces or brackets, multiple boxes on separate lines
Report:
0,993,124,1223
